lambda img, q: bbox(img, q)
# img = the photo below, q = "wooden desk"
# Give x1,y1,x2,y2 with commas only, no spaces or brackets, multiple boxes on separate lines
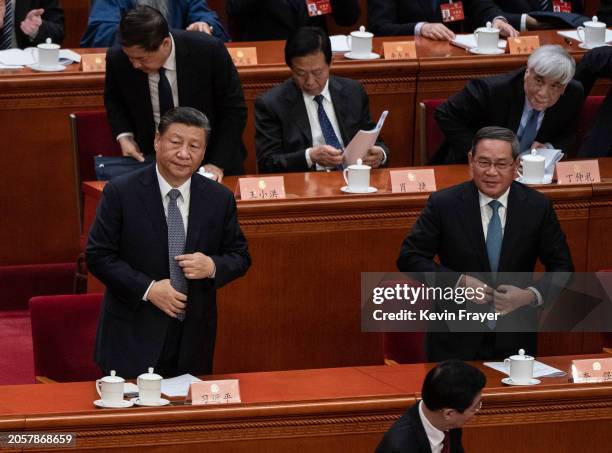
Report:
0,354,610,452
83,161,612,374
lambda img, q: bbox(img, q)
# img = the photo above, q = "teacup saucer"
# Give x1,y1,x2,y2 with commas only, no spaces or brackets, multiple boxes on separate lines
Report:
516,175,553,185
468,47,505,55
501,377,541,386
94,399,134,408
28,63,66,72
344,52,380,60
130,397,170,407
578,42,610,50
341,186,378,194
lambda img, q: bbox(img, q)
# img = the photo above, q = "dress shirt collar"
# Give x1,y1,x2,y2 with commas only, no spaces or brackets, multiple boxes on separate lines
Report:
163,34,177,72
479,187,510,210
524,97,542,114
302,79,332,104
418,401,446,449
156,164,191,201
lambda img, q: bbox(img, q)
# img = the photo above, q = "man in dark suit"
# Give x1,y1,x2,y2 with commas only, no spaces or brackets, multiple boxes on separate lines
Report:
434,45,582,164
368,0,518,40
255,26,388,173
599,0,612,24
397,127,573,361
104,6,247,180
493,0,584,30
376,360,485,453
574,46,612,157
0,0,63,49
87,107,251,378
227,0,359,41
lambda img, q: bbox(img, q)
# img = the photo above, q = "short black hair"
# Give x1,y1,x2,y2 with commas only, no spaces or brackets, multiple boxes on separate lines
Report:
471,126,520,159
118,5,169,51
285,26,332,68
421,360,486,413
158,107,211,138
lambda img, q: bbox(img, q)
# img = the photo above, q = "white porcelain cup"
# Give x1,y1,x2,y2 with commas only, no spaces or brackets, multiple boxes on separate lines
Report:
95,370,125,405
474,21,500,51
504,349,535,384
37,38,60,68
348,26,373,58
137,367,162,405
519,150,546,184
343,159,371,191
577,16,607,47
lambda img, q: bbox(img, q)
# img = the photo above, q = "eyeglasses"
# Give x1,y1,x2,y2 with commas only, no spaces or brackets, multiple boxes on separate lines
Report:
474,159,514,171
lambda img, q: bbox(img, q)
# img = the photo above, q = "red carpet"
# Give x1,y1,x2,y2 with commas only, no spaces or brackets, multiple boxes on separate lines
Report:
0,310,34,385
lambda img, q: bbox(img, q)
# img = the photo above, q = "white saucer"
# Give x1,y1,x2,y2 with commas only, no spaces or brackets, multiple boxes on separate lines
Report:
516,175,553,185
344,52,380,60
28,63,66,72
468,47,505,55
341,186,378,194
94,399,134,408
578,42,611,50
130,397,171,407
501,377,541,386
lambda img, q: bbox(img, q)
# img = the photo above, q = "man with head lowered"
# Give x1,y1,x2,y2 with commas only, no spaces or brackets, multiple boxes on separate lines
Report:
397,127,573,362
433,45,583,164
376,360,486,453
104,6,247,181
255,26,388,173
87,107,251,378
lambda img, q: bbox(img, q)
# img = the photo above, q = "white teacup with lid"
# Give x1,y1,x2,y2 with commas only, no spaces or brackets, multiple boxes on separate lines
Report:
137,367,163,405
519,149,546,184
348,26,374,58
577,16,607,48
96,370,125,405
343,158,371,192
37,38,60,68
474,21,500,51
504,349,535,384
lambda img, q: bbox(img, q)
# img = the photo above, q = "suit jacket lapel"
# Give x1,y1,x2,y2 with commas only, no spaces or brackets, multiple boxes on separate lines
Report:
138,166,168,255
185,174,213,253
459,182,491,271
329,77,350,145
173,33,199,106
286,81,312,145
409,404,434,453
499,182,525,271
509,72,527,133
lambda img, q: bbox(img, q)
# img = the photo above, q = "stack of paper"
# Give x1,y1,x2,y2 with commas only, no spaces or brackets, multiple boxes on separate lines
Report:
451,34,507,50
161,374,202,397
330,35,351,52
0,49,35,68
344,110,388,165
557,29,612,44
484,361,567,378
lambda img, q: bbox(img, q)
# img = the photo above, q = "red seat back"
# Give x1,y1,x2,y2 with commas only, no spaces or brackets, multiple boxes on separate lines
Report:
29,293,103,382
418,99,446,165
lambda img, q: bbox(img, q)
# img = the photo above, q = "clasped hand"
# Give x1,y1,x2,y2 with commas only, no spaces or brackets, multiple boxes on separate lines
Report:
462,276,535,315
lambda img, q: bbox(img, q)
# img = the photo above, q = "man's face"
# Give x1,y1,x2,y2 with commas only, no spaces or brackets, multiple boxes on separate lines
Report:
154,123,206,187
122,37,171,74
445,392,482,429
469,139,518,199
290,51,330,96
523,68,567,111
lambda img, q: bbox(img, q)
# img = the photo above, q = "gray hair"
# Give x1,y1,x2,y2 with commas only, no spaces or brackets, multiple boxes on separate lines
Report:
471,126,520,159
527,45,575,85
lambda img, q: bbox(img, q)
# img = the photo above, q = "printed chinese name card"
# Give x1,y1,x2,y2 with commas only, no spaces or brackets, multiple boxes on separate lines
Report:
390,169,436,193
227,48,258,66
556,160,601,185
383,41,417,60
239,176,286,201
189,379,241,405
508,36,540,55
571,358,612,383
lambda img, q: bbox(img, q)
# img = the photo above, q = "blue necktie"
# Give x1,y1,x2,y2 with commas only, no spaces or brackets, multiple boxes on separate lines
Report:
158,67,174,118
0,0,14,50
519,109,540,153
486,200,503,272
314,94,344,170
167,189,187,321
539,0,551,11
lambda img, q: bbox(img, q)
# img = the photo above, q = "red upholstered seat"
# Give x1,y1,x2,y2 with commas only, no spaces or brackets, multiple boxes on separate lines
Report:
418,99,446,165
29,293,103,382
574,95,605,157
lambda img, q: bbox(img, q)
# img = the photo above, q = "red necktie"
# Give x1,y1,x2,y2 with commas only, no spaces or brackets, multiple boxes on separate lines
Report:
441,431,450,453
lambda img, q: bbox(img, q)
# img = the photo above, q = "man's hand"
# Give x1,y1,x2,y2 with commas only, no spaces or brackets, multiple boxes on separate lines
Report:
530,141,546,150
525,15,554,30
310,145,343,167
176,252,215,280
493,18,519,38
493,285,535,315
147,279,187,318
362,146,385,168
186,22,213,35
461,274,494,304
118,135,145,162
203,163,224,182
20,8,44,39
421,23,455,41
0,2,6,28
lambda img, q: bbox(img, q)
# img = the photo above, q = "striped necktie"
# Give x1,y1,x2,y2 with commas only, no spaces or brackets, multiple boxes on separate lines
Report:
314,94,344,170
167,188,188,321
0,0,14,50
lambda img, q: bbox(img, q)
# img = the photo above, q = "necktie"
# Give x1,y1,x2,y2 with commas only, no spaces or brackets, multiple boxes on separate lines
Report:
314,94,344,170
0,0,14,50
158,67,174,118
486,200,503,272
519,109,539,153
167,189,188,321
441,431,450,453
538,0,551,11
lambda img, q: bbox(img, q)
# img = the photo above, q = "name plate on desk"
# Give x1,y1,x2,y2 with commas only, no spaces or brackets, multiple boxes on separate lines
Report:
382,41,416,60
227,48,258,66
189,379,241,405
390,169,436,193
556,160,601,185
508,36,540,55
571,357,612,383
239,176,286,200
80,54,106,72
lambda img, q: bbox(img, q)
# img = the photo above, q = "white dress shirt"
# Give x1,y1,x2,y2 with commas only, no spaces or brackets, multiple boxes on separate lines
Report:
418,401,446,453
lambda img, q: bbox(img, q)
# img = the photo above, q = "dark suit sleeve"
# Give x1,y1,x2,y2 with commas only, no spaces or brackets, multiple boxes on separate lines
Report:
538,199,574,273
331,0,360,26
574,47,612,96
226,0,258,15
210,193,251,288
368,0,418,36
465,0,508,27
86,182,153,310
31,0,64,45
598,0,612,25
546,81,583,153
104,48,135,139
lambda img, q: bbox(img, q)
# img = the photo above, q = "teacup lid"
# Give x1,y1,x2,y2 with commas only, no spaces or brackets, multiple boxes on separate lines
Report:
349,158,371,170
477,21,499,32
138,367,162,380
509,348,534,360
351,25,373,38
37,37,60,50
102,370,125,383
522,149,545,162
585,16,606,26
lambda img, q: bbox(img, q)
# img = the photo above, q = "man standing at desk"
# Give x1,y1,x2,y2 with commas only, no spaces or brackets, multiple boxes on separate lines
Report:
87,107,251,378
397,126,573,361
104,6,247,180
255,26,388,173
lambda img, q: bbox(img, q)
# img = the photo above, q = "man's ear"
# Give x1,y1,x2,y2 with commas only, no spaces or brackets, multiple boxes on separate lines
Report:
468,150,473,162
